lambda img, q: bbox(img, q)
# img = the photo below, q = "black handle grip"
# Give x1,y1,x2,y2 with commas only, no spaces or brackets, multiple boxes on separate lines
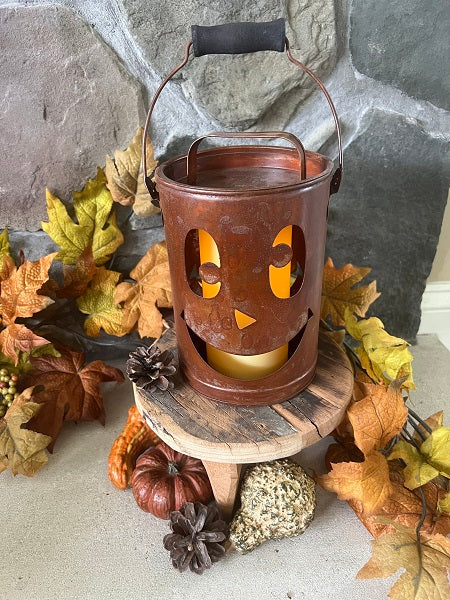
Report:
191,19,285,57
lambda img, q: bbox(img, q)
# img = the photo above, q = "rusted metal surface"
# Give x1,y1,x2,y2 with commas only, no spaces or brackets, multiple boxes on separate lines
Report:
155,145,333,405
142,27,343,405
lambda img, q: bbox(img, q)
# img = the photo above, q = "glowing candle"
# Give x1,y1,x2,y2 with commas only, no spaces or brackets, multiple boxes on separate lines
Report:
199,226,292,380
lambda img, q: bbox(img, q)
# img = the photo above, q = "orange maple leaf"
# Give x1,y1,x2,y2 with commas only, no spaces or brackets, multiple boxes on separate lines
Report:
348,381,408,457
321,257,380,326
0,324,50,365
0,254,56,325
114,241,172,339
317,451,392,514
348,469,450,539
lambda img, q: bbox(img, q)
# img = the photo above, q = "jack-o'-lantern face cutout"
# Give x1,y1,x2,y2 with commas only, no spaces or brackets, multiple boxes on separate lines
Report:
182,222,312,380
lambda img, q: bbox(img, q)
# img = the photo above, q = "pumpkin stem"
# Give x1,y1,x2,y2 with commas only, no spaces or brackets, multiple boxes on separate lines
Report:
167,461,180,475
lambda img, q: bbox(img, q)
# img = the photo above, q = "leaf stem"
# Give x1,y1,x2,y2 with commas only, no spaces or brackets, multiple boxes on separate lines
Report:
407,416,427,442
401,427,422,451
415,486,426,576
407,407,433,434
380,434,399,456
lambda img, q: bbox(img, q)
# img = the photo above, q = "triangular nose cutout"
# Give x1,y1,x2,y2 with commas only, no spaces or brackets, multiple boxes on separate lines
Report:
234,309,256,330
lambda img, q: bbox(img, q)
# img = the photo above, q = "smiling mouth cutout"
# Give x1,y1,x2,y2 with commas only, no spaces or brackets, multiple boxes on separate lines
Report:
181,309,313,381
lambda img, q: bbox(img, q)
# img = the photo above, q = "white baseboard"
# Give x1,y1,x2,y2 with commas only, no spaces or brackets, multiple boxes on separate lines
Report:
418,282,450,349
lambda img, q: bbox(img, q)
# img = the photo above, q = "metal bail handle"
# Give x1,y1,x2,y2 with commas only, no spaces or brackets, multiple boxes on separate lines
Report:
187,131,306,185
142,18,343,202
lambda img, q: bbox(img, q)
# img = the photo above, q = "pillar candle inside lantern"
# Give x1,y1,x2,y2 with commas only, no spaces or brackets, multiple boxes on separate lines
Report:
199,226,292,380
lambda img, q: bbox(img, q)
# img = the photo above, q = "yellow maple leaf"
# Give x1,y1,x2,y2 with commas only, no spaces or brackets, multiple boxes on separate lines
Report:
345,310,415,390
76,268,128,337
321,258,380,326
0,254,56,325
42,168,124,266
389,428,450,490
0,228,11,271
389,441,439,489
105,126,159,217
348,381,408,457
357,521,450,600
0,387,52,477
317,452,392,514
421,427,450,477
114,241,172,339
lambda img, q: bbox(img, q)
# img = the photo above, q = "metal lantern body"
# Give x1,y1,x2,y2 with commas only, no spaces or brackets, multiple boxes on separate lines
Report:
143,19,343,406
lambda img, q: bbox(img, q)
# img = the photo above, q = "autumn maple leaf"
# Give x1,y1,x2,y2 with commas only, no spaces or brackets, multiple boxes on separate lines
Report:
347,380,408,456
114,241,172,339
321,258,380,326
0,387,52,477
56,245,97,299
0,254,57,364
105,126,159,216
0,254,56,325
42,168,124,266
357,521,450,600
345,310,415,390
317,451,392,514
389,427,450,490
344,468,450,539
22,346,124,451
76,267,128,337
0,228,11,270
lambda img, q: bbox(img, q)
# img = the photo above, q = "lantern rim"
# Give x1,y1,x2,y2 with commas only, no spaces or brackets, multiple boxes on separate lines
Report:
155,145,334,196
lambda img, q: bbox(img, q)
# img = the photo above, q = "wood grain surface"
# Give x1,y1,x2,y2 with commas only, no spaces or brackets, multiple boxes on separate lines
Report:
134,329,353,464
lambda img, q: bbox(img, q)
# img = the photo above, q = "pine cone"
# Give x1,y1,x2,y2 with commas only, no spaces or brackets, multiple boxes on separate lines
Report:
126,344,176,393
163,502,228,574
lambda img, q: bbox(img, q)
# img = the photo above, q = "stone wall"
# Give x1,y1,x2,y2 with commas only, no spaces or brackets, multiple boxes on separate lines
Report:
1,0,449,341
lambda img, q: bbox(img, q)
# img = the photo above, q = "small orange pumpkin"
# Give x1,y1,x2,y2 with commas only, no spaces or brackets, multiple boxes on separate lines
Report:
108,405,159,490
131,442,213,519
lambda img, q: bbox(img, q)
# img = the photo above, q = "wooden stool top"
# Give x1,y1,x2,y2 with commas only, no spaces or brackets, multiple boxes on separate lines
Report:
134,329,353,464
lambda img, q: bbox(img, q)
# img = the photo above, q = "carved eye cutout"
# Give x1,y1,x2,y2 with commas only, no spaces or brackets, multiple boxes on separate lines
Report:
185,229,221,298
269,225,305,298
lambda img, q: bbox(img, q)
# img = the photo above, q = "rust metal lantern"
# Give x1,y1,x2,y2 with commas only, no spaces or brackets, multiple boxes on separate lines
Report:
142,19,343,406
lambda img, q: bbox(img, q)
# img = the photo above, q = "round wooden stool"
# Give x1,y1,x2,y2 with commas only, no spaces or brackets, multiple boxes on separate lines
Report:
134,329,353,520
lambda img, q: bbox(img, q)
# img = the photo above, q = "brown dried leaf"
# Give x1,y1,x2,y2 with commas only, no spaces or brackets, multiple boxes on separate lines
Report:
321,258,380,327
56,246,97,299
22,346,124,451
114,241,172,339
0,387,52,476
105,126,158,216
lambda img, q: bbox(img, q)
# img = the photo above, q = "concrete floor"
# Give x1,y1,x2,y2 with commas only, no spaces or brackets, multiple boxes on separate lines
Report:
2,334,449,600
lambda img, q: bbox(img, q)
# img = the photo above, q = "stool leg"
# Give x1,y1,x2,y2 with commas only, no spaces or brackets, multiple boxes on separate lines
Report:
202,461,242,521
